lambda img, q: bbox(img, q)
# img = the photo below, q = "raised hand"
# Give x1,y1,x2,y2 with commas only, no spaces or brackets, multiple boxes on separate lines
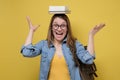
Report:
26,16,40,32
89,23,106,36
24,16,40,46
87,23,105,55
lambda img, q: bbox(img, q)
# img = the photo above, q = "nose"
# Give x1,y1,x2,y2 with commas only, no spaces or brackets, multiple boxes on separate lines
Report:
57,26,62,31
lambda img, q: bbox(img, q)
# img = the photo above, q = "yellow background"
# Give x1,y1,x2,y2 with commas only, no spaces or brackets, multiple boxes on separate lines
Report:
0,0,120,80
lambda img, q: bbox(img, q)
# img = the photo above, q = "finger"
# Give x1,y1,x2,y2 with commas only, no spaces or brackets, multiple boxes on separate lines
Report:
99,23,105,27
26,16,32,26
93,25,102,32
36,25,40,28
99,23,106,29
97,23,105,29
94,24,105,32
34,25,40,29
93,25,98,30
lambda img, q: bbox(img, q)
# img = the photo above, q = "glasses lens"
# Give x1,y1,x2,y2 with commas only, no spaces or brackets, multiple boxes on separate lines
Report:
52,24,66,29
52,24,58,29
60,24,66,29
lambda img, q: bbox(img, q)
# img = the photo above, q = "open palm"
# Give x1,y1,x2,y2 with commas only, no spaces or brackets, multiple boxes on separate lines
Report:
26,16,40,32
90,23,106,36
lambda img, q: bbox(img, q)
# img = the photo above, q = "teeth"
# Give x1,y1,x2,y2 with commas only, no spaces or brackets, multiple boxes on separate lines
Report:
56,32,63,35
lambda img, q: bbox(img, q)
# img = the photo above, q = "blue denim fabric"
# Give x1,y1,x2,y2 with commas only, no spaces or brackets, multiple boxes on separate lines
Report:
21,39,95,80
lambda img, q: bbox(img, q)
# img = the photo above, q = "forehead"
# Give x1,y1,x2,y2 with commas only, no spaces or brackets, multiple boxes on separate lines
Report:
53,17,67,24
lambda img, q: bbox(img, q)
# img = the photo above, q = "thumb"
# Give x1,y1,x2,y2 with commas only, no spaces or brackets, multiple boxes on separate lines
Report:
36,25,40,28
34,25,40,29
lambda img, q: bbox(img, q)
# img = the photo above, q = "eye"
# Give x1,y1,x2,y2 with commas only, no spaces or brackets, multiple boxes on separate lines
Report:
52,24,58,29
61,24,66,27
53,24,58,27
61,24,67,28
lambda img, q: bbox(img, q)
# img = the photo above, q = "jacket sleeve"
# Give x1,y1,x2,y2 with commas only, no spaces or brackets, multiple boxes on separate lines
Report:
20,40,44,57
75,41,95,64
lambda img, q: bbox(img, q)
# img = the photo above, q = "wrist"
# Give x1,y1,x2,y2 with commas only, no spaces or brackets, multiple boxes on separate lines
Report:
29,29,34,33
89,33,94,38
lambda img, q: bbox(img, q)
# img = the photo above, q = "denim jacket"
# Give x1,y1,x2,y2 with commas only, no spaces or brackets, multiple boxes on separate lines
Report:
21,39,95,80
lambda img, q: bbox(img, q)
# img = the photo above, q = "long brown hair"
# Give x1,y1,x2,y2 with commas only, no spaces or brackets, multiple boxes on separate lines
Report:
46,14,78,66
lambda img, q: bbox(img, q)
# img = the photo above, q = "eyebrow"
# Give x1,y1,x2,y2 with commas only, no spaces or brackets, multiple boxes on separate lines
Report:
53,22,67,24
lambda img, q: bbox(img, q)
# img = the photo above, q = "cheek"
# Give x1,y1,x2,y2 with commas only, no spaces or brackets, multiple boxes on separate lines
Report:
64,29,67,35
52,31,56,36
64,31,67,36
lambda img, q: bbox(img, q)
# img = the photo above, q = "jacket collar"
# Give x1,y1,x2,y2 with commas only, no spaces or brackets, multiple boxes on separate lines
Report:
49,38,67,48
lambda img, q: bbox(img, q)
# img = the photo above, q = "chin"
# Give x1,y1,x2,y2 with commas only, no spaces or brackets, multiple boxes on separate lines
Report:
55,38,64,42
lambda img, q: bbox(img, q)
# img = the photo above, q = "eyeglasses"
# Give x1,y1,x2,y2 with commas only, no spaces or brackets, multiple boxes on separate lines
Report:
52,24,67,30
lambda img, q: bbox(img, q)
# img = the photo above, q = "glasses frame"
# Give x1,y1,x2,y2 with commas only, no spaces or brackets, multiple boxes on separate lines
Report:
52,24,67,30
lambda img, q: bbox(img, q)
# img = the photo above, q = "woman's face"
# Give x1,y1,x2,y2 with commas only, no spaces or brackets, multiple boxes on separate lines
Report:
52,17,67,43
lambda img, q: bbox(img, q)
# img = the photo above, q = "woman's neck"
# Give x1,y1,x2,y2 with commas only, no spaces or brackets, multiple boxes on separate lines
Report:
53,39,62,47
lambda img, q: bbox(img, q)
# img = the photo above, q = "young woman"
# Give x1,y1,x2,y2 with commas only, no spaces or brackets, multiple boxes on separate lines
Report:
21,14,105,80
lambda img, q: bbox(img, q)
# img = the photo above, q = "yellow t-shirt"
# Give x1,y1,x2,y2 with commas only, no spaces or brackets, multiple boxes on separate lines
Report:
48,53,70,80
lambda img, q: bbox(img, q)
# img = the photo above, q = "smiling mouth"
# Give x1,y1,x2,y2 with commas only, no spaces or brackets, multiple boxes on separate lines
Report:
55,32,63,35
